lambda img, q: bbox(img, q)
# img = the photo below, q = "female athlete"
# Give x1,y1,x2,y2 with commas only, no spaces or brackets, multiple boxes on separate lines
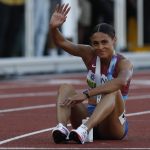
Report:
50,3,133,144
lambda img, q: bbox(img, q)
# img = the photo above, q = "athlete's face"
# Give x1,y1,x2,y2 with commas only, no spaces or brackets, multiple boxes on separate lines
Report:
90,32,116,59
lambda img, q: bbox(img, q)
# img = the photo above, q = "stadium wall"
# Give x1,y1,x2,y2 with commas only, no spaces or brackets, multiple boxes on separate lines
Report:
0,52,149,76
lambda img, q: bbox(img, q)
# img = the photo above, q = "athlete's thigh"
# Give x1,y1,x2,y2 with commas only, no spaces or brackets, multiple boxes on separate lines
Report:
96,91,126,139
70,103,88,129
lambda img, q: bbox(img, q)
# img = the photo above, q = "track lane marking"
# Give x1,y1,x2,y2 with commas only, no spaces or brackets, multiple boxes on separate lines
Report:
0,78,149,90
0,147,150,150
0,104,55,113
0,110,150,145
1,93,150,114
0,91,150,99
0,74,150,147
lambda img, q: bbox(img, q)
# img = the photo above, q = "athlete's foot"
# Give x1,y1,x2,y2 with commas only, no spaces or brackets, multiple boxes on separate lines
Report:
69,124,88,144
52,123,69,144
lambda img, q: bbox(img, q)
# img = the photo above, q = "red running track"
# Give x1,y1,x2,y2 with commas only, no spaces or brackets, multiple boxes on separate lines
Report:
0,70,150,149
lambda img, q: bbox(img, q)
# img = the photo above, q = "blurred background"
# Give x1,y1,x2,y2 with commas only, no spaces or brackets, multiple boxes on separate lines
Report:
0,0,150,76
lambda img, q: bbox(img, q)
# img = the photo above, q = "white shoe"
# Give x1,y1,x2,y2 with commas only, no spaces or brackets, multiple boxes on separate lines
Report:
52,123,69,143
69,124,88,144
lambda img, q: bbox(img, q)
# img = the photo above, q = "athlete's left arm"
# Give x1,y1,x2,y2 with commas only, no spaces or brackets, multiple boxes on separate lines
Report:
88,59,133,96
62,59,133,106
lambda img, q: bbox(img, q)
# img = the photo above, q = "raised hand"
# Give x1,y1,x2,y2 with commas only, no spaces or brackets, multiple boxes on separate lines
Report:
49,3,71,29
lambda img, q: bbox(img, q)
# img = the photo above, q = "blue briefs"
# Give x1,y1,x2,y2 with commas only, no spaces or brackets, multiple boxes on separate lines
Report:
87,104,96,116
87,94,128,115
87,94,129,139
120,120,128,139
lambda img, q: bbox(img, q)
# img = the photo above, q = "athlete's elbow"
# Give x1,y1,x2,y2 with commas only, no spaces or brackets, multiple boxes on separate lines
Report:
119,78,128,87
54,40,66,48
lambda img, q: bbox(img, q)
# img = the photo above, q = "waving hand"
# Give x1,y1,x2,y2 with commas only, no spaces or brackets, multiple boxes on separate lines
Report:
50,4,71,29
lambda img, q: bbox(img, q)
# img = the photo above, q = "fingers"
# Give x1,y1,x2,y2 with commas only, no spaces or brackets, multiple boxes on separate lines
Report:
54,4,59,12
55,3,71,16
58,3,65,13
62,4,71,16
64,98,72,106
59,98,73,107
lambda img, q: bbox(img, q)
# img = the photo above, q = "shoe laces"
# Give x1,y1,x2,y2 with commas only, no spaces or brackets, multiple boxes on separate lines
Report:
54,123,69,136
77,124,88,141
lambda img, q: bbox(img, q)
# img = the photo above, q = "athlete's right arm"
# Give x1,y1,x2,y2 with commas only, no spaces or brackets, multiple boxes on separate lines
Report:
49,3,93,58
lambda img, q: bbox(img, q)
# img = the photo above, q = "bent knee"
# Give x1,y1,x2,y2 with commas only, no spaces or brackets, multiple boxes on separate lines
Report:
58,83,76,97
59,83,75,91
105,90,122,101
102,91,121,108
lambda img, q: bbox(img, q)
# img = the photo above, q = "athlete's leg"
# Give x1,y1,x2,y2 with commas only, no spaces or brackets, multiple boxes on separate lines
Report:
56,84,88,127
70,103,88,129
52,83,88,143
85,90,126,139
56,83,74,127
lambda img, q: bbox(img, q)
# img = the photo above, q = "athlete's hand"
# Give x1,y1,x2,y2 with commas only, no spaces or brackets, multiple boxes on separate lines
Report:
60,93,87,107
49,3,71,29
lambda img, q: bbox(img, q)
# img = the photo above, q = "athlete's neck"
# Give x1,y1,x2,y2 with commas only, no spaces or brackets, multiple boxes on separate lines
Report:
101,55,114,65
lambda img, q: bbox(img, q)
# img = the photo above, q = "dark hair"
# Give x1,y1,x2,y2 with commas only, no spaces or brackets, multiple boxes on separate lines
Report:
91,23,115,39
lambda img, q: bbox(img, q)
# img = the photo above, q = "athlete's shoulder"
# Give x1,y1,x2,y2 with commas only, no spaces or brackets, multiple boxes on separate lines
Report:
116,53,126,59
81,45,95,65
116,53,132,64
116,53,133,71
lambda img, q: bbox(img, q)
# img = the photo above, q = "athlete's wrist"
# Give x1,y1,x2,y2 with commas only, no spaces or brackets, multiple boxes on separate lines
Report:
83,89,90,99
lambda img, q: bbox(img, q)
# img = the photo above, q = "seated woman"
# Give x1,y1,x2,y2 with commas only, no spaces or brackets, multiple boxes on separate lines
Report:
49,3,133,144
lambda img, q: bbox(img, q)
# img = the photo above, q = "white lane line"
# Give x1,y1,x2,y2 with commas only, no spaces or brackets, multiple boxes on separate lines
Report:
129,95,150,100
0,128,53,145
0,89,82,99
0,78,149,90
0,104,55,113
1,94,150,114
0,79,85,90
0,148,150,150
0,92,56,99
132,79,150,85
0,90,150,100
126,110,150,117
0,110,150,145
